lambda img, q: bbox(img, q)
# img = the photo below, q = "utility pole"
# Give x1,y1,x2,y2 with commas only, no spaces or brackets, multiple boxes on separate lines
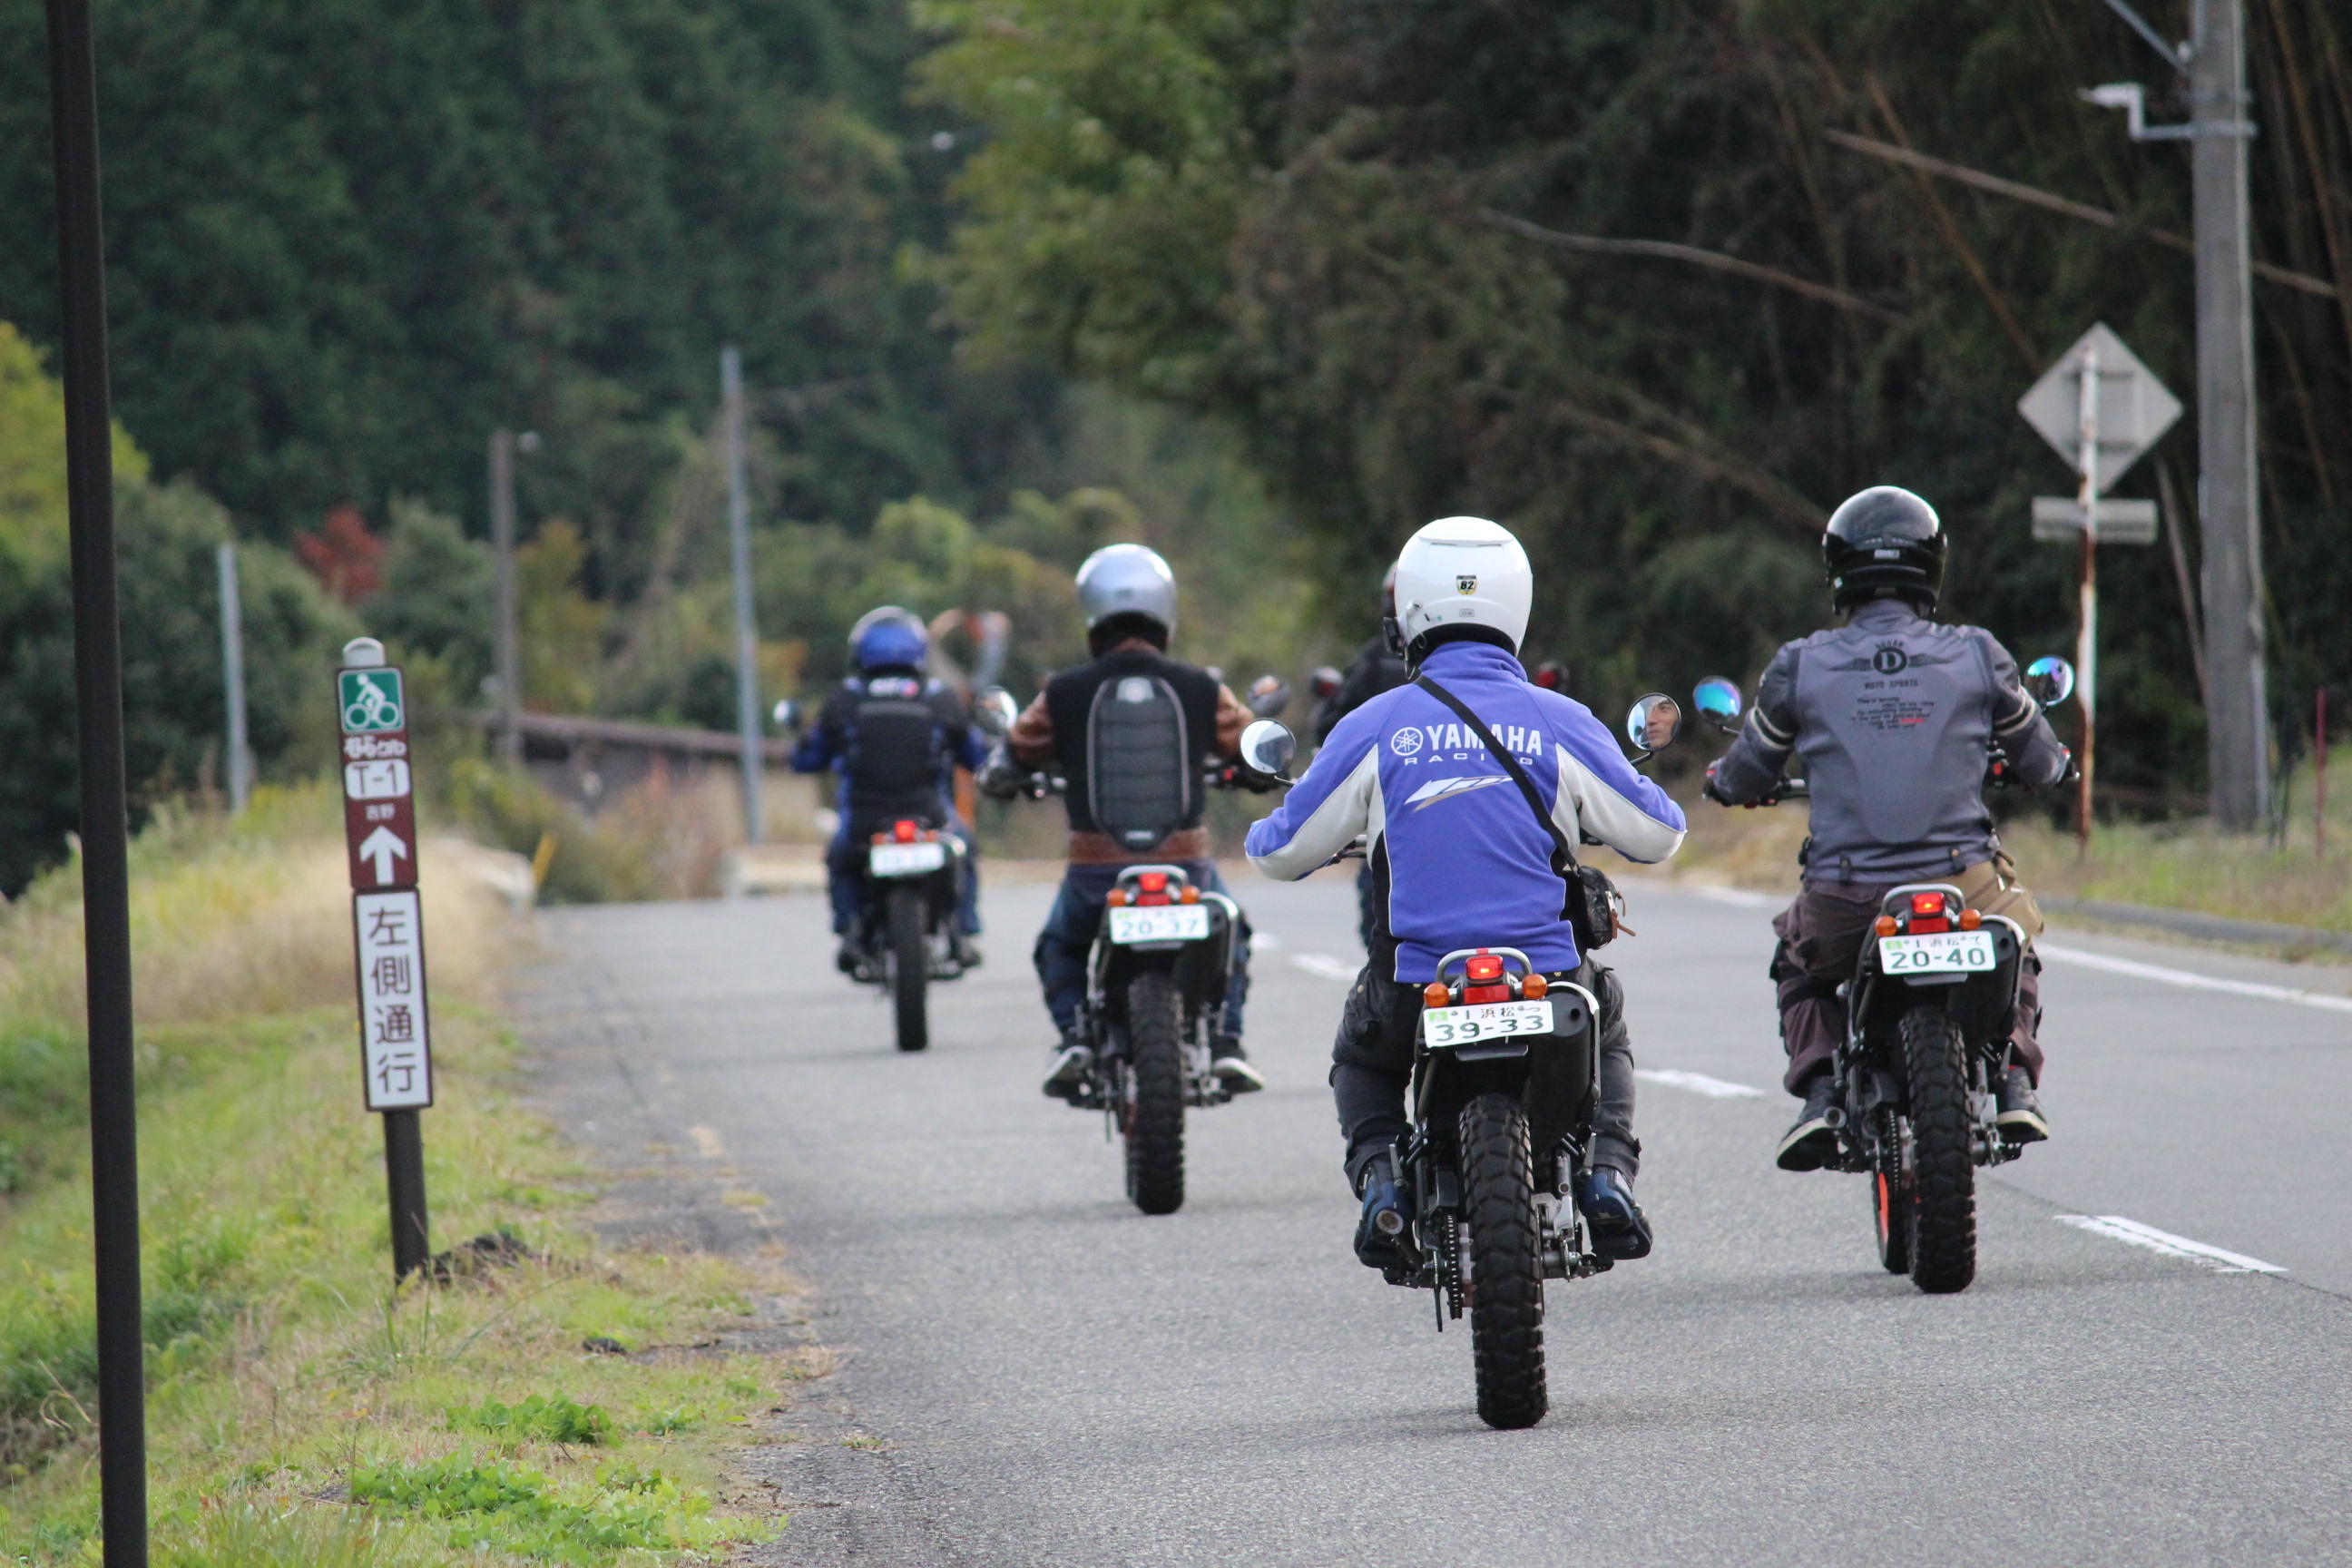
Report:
722,346,764,844
2190,0,2269,829
44,0,149,1557
216,542,251,813
489,428,522,768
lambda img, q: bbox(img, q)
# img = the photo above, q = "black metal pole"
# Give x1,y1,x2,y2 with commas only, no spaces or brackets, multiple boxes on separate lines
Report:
383,1109,431,1279
43,0,147,1562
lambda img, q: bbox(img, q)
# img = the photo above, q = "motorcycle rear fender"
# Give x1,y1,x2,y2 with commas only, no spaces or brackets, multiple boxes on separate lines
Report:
1088,887,1240,1022
1410,981,1599,1140
1847,908,2027,1057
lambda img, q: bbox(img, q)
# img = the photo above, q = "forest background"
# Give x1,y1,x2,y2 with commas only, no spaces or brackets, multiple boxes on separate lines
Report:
4,0,2349,896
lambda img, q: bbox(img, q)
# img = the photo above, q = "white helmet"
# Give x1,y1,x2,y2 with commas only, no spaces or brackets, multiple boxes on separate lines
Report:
1390,515,1533,655
1074,543,1178,637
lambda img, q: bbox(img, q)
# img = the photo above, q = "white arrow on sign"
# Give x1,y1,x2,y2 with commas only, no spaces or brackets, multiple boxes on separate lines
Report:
357,825,411,885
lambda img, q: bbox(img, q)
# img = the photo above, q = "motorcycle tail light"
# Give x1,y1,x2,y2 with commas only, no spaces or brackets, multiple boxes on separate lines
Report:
1463,984,1511,1004
1138,871,1169,895
1106,889,1129,907
1874,915,1898,936
1423,982,1452,1008
893,819,919,843
1522,974,1549,1000
1178,886,1200,905
1465,953,1505,984
1910,916,1951,934
1959,908,1983,931
1909,892,1945,916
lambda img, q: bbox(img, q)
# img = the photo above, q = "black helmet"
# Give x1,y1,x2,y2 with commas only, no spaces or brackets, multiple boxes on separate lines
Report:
1823,485,1946,611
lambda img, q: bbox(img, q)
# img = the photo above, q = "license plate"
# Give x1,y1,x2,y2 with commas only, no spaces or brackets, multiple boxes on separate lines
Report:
1877,929,1997,975
1107,905,1211,944
1422,998,1554,1048
869,840,947,877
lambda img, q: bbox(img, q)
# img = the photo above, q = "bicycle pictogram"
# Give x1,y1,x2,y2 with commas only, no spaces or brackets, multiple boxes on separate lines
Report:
339,670,406,734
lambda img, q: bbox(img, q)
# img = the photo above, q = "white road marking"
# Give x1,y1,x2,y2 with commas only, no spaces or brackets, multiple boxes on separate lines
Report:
1635,1067,1769,1099
1290,953,1359,982
2055,1215,2286,1274
2036,943,2352,1014
1251,930,1283,952
1688,885,1779,909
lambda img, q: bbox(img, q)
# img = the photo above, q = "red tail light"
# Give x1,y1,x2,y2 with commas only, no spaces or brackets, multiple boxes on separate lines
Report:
1465,952,1504,984
1909,893,1945,916
1139,871,1168,894
893,819,918,843
1463,984,1511,1004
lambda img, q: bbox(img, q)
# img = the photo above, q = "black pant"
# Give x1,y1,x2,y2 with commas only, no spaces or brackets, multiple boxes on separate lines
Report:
1330,959,1640,1189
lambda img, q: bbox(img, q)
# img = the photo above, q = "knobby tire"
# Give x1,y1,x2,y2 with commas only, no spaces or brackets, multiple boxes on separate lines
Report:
1123,970,1185,1215
1900,1007,1975,1293
1458,1093,1547,1429
887,887,928,1054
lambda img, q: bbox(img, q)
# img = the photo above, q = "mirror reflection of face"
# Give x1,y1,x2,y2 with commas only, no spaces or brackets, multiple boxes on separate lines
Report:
1642,697,1681,750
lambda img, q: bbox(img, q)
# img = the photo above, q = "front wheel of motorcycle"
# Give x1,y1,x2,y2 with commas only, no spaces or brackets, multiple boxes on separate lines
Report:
1900,1007,1975,1293
1459,1092,1547,1430
1122,970,1185,1215
887,886,928,1053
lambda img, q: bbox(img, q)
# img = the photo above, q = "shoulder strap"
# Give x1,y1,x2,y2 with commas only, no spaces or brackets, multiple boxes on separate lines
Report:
1414,674,1580,875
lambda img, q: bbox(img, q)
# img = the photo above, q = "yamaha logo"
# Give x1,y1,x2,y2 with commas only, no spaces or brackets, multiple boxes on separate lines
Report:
1389,728,1425,757
1872,642,1909,675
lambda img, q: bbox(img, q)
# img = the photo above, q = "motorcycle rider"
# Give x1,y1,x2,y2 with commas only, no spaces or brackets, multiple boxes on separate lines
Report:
1705,485,2068,1170
1314,567,1411,952
792,607,988,973
984,544,1265,1099
1244,516,1687,1268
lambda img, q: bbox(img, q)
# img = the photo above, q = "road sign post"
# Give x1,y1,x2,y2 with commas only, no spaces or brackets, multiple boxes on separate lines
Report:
338,638,435,1279
2017,323,2182,846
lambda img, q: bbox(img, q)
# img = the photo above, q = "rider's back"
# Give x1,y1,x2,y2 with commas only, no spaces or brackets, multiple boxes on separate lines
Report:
1034,643,1227,851
818,674,964,834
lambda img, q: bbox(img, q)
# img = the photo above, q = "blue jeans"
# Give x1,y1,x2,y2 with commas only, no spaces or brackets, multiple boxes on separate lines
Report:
827,827,981,937
1032,861,1250,1040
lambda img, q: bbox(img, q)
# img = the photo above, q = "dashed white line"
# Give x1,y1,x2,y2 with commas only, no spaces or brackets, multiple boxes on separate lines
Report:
1251,930,1283,952
2036,943,2352,1014
2055,1215,2286,1274
1688,885,1779,909
1289,953,1360,982
1634,1067,1769,1099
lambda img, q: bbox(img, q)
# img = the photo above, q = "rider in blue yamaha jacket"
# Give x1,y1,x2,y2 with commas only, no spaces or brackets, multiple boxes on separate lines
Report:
792,608,988,973
1245,517,1686,1269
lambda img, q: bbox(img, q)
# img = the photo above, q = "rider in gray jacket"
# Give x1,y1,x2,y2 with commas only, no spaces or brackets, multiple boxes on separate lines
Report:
1708,487,2070,1170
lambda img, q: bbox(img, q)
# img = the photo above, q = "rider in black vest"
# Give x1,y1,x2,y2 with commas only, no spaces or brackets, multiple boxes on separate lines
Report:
985,544,1264,1100
793,608,987,973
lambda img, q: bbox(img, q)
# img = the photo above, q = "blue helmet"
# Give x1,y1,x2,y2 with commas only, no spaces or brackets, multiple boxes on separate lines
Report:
850,606,928,674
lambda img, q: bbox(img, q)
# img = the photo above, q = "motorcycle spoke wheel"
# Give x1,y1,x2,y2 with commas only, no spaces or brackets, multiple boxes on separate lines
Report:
1457,1093,1546,1430
887,887,928,1053
1122,971,1185,1215
1900,1007,1976,1293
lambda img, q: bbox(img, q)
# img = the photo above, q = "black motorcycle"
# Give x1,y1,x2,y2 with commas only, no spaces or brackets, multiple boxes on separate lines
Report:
846,816,972,1054
1238,691,1683,1429
1691,659,2074,1294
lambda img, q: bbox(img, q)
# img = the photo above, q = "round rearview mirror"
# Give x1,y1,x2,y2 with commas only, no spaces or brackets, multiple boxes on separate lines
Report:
1693,676,1744,734
2024,656,2076,709
1625,692,1683,754
1240,719,1298,780
770,698,801,731
1246,673,1292,719
975,685,1019,737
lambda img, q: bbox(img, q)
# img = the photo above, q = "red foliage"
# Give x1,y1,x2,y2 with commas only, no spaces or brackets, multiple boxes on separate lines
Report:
295,505,386,603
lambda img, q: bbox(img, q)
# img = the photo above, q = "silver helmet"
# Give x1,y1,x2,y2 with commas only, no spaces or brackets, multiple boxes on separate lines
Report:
1074,544,1177,637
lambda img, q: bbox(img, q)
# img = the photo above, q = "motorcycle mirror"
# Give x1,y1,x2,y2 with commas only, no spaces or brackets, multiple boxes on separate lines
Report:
1246,673,1291,719
770,698,801,731
974,685,1019,737
1693,675,1744,734
1309,665,1343,701
2024,656,2076,709
1624,692,1684,755
1239,719,1298,781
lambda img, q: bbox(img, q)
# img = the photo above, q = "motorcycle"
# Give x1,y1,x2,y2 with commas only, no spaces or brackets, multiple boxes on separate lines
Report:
1691,657,2075,1294
990,678,1289,1216
1237,690,1685,1429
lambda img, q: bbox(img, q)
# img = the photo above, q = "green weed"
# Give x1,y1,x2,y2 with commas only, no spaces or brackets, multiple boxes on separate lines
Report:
446,1393,612,1446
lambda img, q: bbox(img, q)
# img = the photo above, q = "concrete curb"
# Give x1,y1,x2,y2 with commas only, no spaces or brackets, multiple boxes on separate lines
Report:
2038,895,2352,956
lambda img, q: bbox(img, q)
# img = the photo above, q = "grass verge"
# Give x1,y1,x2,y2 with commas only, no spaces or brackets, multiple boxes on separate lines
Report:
1,789,799,1563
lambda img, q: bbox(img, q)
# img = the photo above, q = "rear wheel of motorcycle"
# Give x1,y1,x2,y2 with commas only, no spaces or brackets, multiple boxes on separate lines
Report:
1871,1108,1911,1275
1122,971,1185,1215
1458,1093,1546,1430
1900,1007,1975,1293
887,887,928,1053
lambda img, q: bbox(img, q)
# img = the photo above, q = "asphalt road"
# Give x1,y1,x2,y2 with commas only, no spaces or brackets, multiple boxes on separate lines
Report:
515,869,2352,1566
